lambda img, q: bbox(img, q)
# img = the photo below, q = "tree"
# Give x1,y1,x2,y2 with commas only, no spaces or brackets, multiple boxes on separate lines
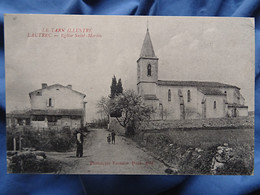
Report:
110,75,117,98
96,96,111,116
110,90,154,135
110,76,123,98
116,78,123,95
109,76,123,117
96,96,111,128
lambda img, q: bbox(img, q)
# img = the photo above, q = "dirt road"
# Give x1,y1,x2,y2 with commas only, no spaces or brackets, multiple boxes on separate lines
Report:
48,128,168,174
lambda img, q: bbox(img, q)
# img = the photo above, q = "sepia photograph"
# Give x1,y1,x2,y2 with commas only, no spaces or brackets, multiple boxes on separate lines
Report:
4,14,254,175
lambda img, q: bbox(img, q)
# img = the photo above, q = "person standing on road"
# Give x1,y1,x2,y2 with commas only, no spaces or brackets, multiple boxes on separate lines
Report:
107,133,111,144
76,129,84,157
111,130,116,144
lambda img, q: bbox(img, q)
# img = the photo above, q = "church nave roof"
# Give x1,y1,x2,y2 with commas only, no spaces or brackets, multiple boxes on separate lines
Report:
157,80,239,89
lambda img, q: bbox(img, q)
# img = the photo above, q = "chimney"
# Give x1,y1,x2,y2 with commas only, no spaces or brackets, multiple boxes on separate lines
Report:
42,83,47,89
67,84,72,89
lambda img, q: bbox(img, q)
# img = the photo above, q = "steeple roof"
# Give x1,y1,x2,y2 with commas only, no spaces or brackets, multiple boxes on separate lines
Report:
140,28,156,57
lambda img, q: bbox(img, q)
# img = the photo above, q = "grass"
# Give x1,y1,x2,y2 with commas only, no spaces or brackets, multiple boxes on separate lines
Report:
137,128,254,175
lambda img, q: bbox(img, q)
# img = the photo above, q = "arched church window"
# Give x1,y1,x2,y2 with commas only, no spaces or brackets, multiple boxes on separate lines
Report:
147,64,151,76
214,101,216,109
49,98,52,107
168,89,171,102
187,90,191,102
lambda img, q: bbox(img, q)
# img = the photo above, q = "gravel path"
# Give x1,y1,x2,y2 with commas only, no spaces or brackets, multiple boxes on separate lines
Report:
48,128,168,174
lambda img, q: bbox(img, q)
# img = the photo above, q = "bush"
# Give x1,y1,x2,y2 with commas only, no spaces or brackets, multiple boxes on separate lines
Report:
9,153,61,173
6,127,76,152
181,145,217,174
217,144,254,175
50,133,75,152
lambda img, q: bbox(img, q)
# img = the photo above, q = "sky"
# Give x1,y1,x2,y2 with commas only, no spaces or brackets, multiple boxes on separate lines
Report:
5,15,255,122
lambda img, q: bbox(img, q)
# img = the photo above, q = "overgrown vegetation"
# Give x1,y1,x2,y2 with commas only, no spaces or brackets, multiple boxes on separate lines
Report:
135,128,254,175
97,76,154,135
8,153,61,173
110,90,154,135
7,126,76,152
97,90,154,135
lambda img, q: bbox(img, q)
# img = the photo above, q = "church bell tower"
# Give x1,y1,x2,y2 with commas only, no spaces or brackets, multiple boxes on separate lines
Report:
137,27,159,100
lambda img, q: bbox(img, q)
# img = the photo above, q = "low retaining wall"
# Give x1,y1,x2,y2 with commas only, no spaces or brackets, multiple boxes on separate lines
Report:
109,116,254,135
139,116,254,131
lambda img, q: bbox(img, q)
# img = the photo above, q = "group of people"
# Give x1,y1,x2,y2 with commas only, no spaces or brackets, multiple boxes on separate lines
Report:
107,130,116,144
75,128,116,158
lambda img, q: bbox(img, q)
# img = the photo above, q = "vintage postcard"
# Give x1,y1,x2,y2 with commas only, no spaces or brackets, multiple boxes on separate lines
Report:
4,14,254,175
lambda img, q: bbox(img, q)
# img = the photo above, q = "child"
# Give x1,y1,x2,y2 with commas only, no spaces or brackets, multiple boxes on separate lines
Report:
107,134,111,144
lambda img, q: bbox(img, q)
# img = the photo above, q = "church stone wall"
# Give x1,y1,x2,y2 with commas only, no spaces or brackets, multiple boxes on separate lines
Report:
138,82,157,96
137,58,158,83
157,86,203,120
181,87,201,119
219,87,243,105
156,85,180,120
205,96,227,118
237,107,248,117
196,90,205,118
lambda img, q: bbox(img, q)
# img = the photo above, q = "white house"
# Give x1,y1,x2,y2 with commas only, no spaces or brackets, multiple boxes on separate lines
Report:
29,83,87,129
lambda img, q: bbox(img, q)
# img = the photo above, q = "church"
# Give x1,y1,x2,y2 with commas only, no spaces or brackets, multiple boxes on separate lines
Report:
137,28,248,120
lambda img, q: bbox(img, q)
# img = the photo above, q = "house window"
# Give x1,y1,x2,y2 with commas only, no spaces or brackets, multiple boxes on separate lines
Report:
36,91,42,96
49,98,52,107
187,90,191,102
168,89,171,102
214,101,216,109
147,64,151,76
32,115,45,121
47,116,57,122
71,115,81,119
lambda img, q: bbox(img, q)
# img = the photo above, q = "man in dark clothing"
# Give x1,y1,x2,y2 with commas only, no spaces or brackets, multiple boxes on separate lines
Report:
76,129,84,157
111,130,116,144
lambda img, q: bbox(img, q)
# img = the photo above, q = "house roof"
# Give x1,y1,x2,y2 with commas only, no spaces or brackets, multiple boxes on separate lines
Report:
228,103,248,108
140,29,156,58
157,80,239,89
30,109,84,116
6,112,31,118
6,110,31,118
198,88,226,96
29,84,86,97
